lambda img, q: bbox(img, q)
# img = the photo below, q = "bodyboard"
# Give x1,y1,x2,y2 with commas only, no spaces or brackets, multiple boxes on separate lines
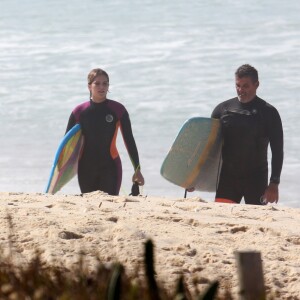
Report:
160,117,222,192
45,124,84,194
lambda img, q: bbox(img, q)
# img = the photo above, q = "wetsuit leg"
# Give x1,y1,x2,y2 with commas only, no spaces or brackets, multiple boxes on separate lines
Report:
78,163,120,195
96,165,119,195
244,170,268,205
77,167,100,194
215,169,243,204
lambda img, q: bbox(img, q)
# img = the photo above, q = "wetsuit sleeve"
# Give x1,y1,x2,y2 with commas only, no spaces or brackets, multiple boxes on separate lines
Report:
119,111,141,171
266,107,284,184
65,113,76,134
211,103,223,119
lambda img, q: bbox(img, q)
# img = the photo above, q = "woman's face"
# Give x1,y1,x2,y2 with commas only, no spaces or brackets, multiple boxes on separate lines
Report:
88,75,109,102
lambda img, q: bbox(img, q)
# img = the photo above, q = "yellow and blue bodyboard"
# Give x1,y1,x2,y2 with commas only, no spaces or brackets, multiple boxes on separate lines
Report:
160,117,222,192
45,124,84,194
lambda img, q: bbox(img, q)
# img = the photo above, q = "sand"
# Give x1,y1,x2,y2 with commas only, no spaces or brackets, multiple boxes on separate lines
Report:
0,191,299,299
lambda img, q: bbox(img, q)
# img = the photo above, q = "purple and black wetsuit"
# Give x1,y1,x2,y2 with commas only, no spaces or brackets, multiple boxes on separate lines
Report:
66,99,140,195
211,96,283,205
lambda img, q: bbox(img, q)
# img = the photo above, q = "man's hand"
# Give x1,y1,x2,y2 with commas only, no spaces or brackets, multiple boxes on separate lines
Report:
262,183,279,204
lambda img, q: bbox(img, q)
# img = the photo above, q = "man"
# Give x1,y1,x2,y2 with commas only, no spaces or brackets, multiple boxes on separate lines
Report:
211,64,283,205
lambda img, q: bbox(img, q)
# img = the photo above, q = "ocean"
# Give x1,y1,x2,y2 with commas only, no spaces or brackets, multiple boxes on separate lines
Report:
0,0,299,207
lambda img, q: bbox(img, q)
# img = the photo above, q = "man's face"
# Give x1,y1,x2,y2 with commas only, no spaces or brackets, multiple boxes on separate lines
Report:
235,76,259,103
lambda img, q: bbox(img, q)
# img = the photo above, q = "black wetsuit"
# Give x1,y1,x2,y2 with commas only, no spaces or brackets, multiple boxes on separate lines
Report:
211,96,283,205
66,99,140,195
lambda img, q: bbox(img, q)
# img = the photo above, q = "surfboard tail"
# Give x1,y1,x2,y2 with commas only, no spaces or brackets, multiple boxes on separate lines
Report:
161,117,222,192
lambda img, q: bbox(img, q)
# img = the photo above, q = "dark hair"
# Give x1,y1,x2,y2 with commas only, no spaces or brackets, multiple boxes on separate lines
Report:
87,68,109,85
235,64,258,82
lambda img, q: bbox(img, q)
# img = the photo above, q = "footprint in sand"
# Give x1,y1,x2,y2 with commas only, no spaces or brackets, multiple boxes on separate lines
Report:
286,236,300,245
106,216,118,223
230,226,248,233
215,224,248,234
259,227,281,237
58,231,83,240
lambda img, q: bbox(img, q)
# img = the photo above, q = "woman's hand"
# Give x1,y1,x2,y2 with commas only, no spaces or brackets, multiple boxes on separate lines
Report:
132,169,145,186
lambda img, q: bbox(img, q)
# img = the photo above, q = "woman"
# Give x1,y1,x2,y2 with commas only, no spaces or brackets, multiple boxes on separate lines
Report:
65,68,144,195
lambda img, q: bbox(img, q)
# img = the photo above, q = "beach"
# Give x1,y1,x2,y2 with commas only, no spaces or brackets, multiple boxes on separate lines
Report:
0,191,299,298
1,1,300,208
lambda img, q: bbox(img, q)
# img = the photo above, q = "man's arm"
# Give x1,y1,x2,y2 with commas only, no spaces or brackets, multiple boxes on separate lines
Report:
263,106,283,203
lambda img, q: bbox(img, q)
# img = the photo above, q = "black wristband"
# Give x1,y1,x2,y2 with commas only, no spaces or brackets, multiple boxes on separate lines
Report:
270,177,280,184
